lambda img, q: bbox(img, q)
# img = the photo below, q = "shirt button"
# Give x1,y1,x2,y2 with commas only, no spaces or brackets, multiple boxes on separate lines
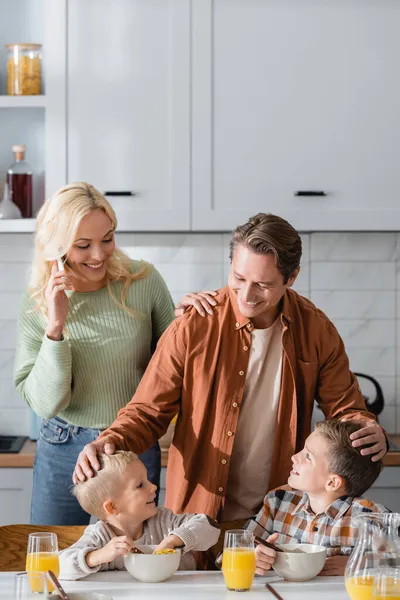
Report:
236,322,240,328
239,371,244,376
243,346,248,351
227,431,234,437
218,487,224,492
232,402,238,408
312,526,318,532
221,459,227,465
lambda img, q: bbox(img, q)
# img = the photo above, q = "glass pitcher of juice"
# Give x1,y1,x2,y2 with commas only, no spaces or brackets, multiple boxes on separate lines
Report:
222,529,256,592
345,513,400,600
373,569,400,600
26,532,59,593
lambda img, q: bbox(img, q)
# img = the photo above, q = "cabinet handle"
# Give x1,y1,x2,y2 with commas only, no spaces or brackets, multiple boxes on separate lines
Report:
294,190,327,197
104,191,139,197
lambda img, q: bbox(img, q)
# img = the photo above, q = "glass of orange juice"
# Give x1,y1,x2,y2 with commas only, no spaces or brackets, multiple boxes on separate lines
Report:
26,532,59,593
373,570,400,600
222,529,256,592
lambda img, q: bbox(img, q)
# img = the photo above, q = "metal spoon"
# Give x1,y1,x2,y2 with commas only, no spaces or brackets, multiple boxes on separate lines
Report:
47,570,69,600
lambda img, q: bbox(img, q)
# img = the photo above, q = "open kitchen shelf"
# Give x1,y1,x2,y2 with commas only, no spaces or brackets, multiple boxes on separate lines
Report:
0,218,36,232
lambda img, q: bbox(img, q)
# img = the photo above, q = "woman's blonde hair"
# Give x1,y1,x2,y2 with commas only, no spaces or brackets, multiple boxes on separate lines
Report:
30,182,149,316
72,451,139,518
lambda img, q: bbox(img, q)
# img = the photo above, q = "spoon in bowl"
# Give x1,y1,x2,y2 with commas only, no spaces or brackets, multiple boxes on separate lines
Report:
254,535,303,554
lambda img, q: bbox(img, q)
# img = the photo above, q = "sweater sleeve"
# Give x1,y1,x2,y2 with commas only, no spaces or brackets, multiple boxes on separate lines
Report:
155,507,220,553
150,266,175,343
13,292,72,419
59,523,117,580
98,317,185,453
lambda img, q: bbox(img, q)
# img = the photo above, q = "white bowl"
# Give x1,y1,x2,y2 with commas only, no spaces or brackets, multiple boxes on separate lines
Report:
272,543,327,582
124,545,181,583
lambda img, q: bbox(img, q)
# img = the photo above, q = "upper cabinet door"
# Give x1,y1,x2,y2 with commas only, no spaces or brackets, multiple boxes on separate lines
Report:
192,0,400,231
67,0,190,231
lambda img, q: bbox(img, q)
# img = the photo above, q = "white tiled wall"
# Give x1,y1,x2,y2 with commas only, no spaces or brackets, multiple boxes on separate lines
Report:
0,232,398,435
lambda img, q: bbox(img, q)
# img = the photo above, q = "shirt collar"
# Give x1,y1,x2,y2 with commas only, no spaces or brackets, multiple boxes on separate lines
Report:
228,287,294,332
291,492,312,516
292,493,353,521
281,289,294,324
325,496,354,520
229,287,254,332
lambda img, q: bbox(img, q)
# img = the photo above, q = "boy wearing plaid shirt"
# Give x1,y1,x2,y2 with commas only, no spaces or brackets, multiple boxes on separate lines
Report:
246,419,389,576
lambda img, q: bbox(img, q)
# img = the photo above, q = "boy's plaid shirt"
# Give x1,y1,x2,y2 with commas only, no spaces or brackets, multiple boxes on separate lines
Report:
245,486,389,556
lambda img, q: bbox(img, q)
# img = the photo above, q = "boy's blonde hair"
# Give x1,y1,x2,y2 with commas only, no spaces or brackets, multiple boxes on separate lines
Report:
72,451,139,519
30,182,149,317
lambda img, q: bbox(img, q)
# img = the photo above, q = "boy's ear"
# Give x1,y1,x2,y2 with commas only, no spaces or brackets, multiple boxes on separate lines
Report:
103,499,119,516
325,474,346,494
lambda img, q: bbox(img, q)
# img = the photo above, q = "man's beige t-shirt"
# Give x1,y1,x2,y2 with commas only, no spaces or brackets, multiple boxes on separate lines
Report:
222,319,283,521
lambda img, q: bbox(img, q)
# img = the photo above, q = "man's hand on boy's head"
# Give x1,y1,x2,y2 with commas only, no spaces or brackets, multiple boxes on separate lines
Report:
255,533,279,575
73,438,116,483
350,422,387,462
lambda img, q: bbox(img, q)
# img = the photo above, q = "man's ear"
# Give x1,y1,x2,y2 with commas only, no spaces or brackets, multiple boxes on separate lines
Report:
325,474,345,494
103,499,119,516
287,267,300,288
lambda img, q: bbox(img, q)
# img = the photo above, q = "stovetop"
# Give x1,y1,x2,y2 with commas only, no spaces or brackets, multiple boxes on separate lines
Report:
0,435,27,453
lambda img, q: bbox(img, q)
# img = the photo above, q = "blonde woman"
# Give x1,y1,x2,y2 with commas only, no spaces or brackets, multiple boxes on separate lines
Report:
14,182,217,526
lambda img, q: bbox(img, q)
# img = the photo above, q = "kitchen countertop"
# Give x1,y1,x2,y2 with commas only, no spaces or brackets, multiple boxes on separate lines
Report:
1,436,400,468
0,440,170,468
0,571,349,599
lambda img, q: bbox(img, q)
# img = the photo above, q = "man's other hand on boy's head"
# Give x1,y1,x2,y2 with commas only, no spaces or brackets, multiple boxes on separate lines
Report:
255,533,279,575
73,438,116,483
350,422,387,462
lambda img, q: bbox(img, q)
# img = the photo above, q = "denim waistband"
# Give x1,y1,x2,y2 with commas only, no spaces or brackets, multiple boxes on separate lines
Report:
49,415,104,436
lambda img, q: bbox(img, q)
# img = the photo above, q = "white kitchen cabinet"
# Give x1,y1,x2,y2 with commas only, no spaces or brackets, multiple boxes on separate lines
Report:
192,0,400,231
65,0,190,231
0,468,32,525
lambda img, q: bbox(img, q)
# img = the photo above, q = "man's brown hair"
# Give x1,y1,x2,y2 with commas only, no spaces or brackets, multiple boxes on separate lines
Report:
229,213,302,282
315,419,383,497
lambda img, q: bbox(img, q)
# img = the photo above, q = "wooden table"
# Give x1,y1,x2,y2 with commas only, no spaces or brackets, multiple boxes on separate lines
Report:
0,571,349,599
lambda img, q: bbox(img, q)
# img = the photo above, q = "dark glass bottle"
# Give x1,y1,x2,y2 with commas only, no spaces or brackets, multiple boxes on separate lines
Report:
7,144,33,218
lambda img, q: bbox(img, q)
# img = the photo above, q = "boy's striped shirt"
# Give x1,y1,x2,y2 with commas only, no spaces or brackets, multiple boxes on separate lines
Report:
246,486,389,556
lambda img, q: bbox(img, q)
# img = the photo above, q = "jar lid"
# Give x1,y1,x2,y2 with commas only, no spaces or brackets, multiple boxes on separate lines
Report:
12,144,26,153
5,43,42,50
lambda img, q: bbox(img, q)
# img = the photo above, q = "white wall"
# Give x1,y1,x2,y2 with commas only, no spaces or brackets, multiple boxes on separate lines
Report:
0,231,398,435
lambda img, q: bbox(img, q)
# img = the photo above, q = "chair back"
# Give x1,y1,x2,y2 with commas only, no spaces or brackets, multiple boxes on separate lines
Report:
0,524,85,571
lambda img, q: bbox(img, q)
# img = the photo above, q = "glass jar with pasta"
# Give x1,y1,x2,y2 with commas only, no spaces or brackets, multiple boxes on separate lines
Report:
6,43,42,95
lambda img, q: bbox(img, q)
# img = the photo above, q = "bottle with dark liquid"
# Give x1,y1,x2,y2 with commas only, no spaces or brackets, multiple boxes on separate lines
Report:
7,144,33,218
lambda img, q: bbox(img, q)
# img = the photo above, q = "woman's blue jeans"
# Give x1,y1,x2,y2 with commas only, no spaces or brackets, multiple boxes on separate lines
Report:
30,416,161,525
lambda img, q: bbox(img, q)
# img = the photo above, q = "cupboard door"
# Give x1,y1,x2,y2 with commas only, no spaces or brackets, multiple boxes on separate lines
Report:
0,469,32,525
192,0,400,231
67,0,190,231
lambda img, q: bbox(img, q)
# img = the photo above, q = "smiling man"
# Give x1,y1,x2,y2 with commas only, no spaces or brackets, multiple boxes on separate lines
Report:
74,213,387,524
